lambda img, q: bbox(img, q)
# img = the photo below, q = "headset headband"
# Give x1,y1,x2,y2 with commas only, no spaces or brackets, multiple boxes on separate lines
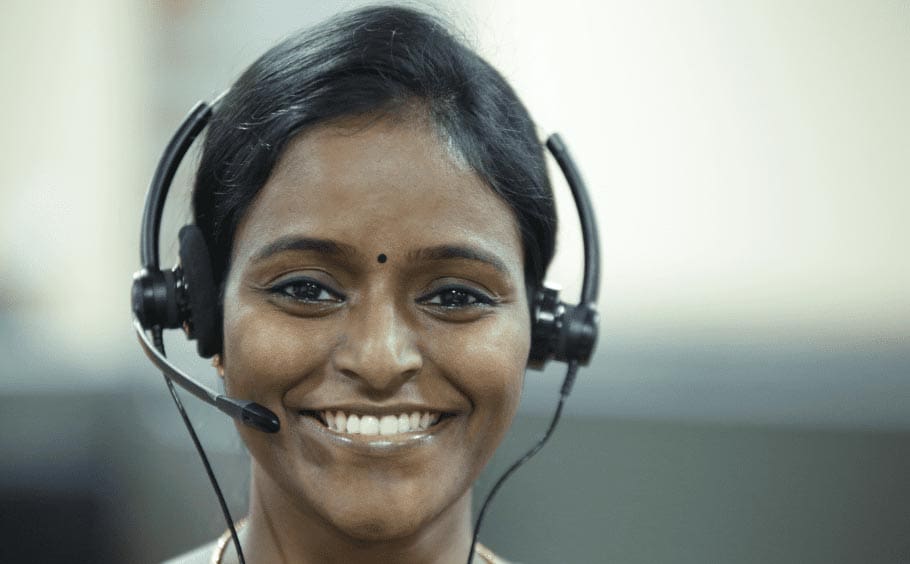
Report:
132,98,600,434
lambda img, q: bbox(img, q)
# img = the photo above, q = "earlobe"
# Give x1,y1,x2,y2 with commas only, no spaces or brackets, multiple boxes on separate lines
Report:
212,354,225,378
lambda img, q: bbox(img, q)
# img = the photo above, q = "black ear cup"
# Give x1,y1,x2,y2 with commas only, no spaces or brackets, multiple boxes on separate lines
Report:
178,225,221,358
132,268,181,330
529,286,599,369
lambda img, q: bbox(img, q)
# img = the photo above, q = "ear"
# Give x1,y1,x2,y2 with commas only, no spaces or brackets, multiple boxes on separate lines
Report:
211,354,225,378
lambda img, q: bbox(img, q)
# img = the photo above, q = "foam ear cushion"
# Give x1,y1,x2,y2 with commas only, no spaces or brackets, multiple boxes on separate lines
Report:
178,224,221,358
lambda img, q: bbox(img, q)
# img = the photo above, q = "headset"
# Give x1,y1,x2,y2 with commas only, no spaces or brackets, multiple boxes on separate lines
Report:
131,97,600,564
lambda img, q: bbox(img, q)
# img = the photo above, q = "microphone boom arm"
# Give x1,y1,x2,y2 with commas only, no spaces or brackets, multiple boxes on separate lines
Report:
133,319,280,433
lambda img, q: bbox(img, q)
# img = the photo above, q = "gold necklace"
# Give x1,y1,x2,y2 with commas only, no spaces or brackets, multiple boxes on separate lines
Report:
211,520,498,563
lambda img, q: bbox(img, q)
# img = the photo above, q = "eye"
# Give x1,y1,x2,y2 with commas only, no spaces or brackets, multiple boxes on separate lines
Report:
419,285,495,309
269,277,344,303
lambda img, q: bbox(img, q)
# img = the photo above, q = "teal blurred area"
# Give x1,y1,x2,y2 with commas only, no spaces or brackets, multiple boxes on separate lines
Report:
1,1,908,562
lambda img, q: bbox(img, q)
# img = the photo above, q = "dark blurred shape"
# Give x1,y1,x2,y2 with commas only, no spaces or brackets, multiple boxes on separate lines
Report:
0,490,114,563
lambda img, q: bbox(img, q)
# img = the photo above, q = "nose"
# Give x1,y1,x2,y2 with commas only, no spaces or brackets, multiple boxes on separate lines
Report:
331,299,423,393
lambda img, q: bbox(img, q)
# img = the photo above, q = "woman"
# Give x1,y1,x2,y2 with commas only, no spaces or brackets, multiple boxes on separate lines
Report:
168,5,556,563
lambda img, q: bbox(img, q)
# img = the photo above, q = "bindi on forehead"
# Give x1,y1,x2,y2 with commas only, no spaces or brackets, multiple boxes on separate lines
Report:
377,253,388,264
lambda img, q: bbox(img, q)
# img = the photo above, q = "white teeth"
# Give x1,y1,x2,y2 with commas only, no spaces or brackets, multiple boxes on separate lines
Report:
346,414,360,434
379,415,399,435
335,411,347,432
397,414,410,433
319,410,442,435
360,415,379,435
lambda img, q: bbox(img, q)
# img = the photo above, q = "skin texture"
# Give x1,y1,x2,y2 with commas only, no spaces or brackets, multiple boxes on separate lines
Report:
217,112,530,563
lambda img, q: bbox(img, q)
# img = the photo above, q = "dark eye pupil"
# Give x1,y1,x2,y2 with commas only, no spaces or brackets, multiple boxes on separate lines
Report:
440,289,472,307
287,282,321,300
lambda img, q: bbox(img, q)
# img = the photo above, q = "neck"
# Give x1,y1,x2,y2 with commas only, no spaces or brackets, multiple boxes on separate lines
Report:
225,460,475,564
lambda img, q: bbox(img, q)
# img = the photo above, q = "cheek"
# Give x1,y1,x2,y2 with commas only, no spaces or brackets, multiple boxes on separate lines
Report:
442,310,530,427
220,300,330,403
468,329,526,402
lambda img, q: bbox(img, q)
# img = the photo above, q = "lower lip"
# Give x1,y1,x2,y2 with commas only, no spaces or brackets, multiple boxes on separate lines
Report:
295,414,456,456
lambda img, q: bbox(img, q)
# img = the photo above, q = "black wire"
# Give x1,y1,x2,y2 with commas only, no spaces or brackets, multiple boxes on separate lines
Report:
467,360,579,564
152,327,246,564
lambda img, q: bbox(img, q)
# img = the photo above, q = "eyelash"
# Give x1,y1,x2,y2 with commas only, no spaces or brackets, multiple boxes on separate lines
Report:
268,277,344,303
417,285,496,309
267,279,496,310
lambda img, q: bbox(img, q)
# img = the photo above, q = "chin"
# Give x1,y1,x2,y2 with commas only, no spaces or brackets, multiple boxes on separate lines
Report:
320,498,442,543
336,516,421,543
310,480,470,544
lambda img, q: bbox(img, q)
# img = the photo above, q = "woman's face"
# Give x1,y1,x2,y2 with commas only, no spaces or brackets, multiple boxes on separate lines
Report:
220,113,531,541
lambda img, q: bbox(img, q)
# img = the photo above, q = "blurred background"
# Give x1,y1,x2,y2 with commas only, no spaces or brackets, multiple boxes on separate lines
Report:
1,1,908,562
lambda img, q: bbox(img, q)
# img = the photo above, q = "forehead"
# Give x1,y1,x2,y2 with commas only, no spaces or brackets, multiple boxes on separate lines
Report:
231,114,524,269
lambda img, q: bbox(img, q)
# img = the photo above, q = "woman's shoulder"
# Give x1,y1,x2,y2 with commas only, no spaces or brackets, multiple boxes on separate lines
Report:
478,543,520,564
161,539,517,564
161,539,218,564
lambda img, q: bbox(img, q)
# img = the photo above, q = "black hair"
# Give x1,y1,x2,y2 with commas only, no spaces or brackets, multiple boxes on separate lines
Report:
193,5,556,302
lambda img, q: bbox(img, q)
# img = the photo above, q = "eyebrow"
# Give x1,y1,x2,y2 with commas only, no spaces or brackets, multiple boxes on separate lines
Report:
250,237,510,274
410,244,509,274
251,236,357,263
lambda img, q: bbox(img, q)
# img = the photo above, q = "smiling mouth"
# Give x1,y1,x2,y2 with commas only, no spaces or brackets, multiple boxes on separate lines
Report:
301,410,453,436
